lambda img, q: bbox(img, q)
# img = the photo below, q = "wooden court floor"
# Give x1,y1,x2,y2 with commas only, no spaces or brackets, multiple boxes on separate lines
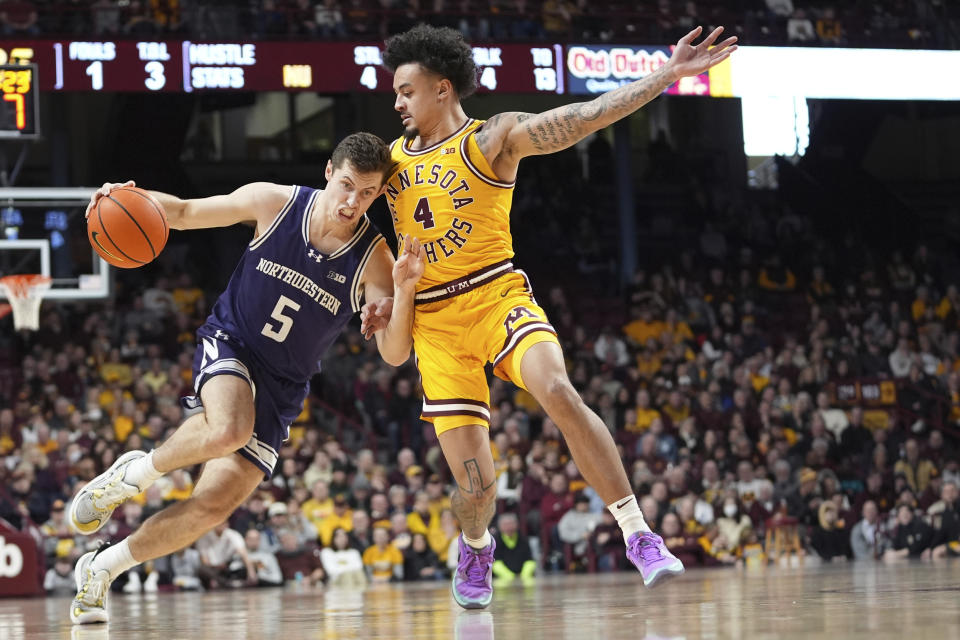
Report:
3,562,959,640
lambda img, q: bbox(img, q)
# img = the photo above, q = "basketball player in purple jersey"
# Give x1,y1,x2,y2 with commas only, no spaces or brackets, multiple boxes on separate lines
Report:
69,133,423,624
359,26,736,607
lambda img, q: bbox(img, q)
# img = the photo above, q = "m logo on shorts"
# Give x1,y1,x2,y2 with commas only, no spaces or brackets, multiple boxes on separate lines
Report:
503,306,537,332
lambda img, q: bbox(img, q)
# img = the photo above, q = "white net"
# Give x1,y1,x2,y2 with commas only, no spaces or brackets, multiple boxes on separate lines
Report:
0,275,52,331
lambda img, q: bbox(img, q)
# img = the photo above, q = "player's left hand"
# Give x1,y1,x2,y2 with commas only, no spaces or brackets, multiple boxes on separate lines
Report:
666,26,738,81
393,235,425,292
360,297,393,340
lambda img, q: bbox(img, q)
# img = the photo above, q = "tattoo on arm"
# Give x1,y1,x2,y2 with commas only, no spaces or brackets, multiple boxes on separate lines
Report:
473,113,503,151
520,65,673,155
476,112,534,157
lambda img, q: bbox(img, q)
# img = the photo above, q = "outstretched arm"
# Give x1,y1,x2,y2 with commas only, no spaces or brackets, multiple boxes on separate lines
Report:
475,26,737,182
85,180,291,233
153,182,290,231
360,235,425,366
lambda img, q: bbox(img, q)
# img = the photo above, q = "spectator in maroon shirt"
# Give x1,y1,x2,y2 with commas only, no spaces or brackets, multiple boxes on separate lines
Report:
730,388,762,436
742,489,772,534
275,530,325,585
636,432,668,476
665,467,688,503
853,470,894,515
660,512,703,567
925,430,952,469
387,447,416,488
590,510,626,571
519,461,548,536
695,391,726,433
539,472,573,546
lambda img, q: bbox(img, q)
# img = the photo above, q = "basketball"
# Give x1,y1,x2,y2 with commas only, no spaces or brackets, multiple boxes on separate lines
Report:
87,187,168,268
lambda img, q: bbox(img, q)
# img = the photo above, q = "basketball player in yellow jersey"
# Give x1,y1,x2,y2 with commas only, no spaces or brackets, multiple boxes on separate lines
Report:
369,24,736,607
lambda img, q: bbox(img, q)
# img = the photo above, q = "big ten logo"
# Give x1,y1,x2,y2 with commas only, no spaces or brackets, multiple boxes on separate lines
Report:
503,306,536,332
0,48,35,65
0,535,24,578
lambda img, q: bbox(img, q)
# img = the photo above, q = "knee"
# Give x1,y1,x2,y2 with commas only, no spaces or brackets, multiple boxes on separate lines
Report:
205,408,255,455
191,494,235,530
540,376,583,413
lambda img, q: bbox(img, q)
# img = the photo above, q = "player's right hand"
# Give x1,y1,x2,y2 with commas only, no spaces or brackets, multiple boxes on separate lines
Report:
360,297,393,340
85,180,135,219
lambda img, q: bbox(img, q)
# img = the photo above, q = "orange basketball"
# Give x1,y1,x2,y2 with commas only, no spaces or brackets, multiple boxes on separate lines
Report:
87,187,168,268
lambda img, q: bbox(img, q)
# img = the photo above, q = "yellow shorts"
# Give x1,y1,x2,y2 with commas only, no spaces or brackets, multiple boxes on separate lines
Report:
413,270,559,434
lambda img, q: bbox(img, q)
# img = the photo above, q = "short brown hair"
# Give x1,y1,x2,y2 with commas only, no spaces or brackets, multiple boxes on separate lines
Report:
330,132,393,183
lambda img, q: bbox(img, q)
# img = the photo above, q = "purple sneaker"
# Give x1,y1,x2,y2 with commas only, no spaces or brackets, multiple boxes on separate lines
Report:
452,535,496,609
626,532,685,588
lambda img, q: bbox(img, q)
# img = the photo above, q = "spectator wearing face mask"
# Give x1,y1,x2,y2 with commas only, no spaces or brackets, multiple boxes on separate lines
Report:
716,493,752,552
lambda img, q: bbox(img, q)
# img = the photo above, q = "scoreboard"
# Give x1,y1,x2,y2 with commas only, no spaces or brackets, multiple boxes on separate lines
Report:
0,40,721,100
0,64,38,138
0,40,566,95
0,38,737,138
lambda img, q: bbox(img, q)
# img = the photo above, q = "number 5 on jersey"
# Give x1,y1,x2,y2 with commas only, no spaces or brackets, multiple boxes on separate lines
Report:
414,197,435,230
262,295,300,343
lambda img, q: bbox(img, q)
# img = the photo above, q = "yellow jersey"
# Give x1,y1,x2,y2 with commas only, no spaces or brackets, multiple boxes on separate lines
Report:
386,118,515,294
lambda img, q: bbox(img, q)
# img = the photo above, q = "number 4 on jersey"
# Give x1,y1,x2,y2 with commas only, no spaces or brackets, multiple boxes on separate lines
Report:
413,197,436,230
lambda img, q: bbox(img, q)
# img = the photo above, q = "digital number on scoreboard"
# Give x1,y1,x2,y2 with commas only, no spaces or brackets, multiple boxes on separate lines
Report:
0,63,38,138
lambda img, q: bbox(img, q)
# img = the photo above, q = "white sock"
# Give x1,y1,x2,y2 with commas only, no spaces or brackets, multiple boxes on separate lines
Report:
607,495,650,542
91,539,139,579
462,530,492,550
123,450,164,490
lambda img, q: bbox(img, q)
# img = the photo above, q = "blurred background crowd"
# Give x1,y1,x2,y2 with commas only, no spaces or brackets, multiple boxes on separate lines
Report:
0,0,955,49
2,136,959,594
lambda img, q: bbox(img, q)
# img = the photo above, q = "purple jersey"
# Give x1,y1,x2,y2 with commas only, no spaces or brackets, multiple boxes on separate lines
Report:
205,185,385,382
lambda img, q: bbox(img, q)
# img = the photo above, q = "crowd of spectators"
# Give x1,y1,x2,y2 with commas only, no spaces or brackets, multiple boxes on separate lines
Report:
2,140,960,595
0,0,956,49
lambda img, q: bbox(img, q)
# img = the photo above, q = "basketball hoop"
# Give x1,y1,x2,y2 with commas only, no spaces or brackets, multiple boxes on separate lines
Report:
0,274,52,331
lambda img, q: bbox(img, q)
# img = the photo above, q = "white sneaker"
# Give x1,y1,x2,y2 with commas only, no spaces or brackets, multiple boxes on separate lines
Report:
143,572,159,593
69,450,147,535
122,571,141,594
71,549,112,625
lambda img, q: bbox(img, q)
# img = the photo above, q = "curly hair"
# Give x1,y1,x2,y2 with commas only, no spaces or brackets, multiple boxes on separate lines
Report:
383,24,478,99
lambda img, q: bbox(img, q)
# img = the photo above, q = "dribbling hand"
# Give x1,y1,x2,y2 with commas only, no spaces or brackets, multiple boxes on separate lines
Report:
85,180,136,220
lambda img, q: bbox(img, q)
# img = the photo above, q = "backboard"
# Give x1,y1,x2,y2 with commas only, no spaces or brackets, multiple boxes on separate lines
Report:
0,187,111,300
